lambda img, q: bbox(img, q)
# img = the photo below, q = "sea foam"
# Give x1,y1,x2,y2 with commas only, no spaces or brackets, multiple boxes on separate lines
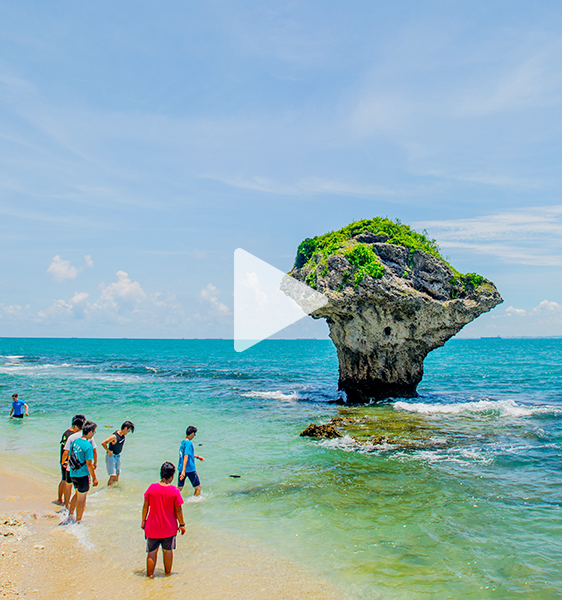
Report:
393,398,560,417
242,390,298,402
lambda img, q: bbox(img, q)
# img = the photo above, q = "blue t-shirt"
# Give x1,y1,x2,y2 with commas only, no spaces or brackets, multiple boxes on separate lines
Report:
69,437,94,478
179,439,195,473
12,400,25,416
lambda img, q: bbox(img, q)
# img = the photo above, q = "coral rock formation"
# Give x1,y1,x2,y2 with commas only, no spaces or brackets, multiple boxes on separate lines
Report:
288,218,503,403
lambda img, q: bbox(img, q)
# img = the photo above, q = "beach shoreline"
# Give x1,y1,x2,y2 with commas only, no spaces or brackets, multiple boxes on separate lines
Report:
0,457,344,600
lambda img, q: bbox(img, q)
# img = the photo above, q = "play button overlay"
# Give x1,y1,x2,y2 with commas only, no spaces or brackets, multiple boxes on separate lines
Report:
234,248,329,352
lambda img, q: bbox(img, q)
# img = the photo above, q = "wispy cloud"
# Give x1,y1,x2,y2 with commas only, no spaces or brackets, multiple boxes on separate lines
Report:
200,283,230,315
416,205,562,266
204,174,399,198
455,49,562,117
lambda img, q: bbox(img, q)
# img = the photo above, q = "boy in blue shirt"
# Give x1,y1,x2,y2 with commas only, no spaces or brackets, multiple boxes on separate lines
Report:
178,425,205,496
68,420,98,523
9,393,28,419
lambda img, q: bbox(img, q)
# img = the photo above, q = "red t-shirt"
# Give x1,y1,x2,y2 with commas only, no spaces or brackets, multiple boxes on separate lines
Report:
144,483,184,539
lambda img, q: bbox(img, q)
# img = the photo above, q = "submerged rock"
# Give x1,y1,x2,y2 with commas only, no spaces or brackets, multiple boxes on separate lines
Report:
300,420,343,439
287,218,503,403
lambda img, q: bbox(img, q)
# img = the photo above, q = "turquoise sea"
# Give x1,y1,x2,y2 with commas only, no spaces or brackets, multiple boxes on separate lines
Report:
1,337,561,599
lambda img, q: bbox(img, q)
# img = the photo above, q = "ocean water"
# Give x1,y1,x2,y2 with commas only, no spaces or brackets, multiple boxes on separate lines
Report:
1,337,561,599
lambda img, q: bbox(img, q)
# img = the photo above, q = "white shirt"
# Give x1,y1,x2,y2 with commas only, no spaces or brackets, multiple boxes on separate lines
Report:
64,431,97,471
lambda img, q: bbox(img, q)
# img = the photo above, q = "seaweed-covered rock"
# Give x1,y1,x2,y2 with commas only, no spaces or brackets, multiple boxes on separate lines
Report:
300,422,343,439
287,218,503,403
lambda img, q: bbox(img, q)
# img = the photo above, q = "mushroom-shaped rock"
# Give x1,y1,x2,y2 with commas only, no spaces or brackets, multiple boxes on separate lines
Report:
286,218,503,403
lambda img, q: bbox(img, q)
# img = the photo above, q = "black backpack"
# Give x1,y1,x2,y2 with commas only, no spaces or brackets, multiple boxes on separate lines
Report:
69,443,86,471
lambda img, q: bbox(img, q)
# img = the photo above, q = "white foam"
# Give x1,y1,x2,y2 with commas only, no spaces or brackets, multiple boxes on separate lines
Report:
242,390,298,402
393,399,560,418
184,492,209,503
397,446,494,467
318,435,395,454
65,522,95,549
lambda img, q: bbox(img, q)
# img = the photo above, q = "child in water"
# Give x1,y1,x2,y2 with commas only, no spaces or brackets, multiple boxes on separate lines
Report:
178,425,205,496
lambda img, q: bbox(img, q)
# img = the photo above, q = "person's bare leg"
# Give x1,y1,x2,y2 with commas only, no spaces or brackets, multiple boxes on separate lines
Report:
107,475,118,486
69,492,77,516
75,493,87,523
194,484,201,497
163,549,173,575
63,482,71,507
54,480,65,504
147,549,158,578
64,482,73,509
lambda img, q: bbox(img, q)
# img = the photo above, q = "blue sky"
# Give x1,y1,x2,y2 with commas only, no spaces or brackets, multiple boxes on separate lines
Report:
1,0,561,339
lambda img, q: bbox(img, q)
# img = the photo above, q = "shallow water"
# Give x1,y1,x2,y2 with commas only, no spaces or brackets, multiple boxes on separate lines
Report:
1,338,561,599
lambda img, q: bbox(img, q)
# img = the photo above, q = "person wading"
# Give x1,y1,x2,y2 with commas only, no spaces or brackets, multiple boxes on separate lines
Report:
101,420,135,486
141,462,186,578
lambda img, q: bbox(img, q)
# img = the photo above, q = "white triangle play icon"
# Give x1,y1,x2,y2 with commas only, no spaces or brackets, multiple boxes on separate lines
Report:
234,248,329,352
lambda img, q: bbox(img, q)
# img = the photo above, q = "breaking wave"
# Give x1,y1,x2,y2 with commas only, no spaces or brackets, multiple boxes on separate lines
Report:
393,398,561,418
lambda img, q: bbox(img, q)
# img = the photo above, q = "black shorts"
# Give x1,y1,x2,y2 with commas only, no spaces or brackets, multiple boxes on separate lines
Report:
61,467,72,483
12,414,24,419
146,536,176,552
178,470,200,488
71,476,90,493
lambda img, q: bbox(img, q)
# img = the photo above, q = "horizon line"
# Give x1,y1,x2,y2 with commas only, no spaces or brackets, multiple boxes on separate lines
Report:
0,335,561,341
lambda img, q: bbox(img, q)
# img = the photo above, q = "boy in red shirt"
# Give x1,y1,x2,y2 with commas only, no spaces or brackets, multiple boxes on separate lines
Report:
141,462,186,578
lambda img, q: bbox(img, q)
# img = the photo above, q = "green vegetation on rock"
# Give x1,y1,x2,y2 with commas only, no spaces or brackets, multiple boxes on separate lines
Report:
295,217,443,270
294,217,487,294
344,243,385,285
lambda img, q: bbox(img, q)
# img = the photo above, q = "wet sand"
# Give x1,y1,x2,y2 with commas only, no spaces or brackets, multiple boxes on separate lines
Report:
0,457,344,600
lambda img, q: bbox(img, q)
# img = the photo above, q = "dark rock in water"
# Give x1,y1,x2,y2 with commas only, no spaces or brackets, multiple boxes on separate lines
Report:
287,218,503,403
229,474,241,478
300,421,343,439
327,397,347,405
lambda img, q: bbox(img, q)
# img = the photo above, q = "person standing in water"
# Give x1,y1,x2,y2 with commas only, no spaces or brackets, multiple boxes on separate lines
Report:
178,425,205,496
61,417,98,516
67,420,98,524
9,394,28,419
55,414,85,506
141,462,186,578
101,420,135,486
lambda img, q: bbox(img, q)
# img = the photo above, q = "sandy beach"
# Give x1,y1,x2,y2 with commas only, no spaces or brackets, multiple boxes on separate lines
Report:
0,456,344,600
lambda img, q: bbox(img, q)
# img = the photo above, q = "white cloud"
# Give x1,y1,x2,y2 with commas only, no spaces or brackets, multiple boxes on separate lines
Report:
47,254,93,282
0,304,24,317
35,272,189,330
530,299,562,314
47,255,79,282
460,299,562,338
200,283,230,315
503,300,562,326
92,271,147,314
415,205,562,266
241,272,268,307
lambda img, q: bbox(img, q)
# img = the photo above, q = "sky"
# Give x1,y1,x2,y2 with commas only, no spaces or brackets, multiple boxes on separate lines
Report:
1,0,562,339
